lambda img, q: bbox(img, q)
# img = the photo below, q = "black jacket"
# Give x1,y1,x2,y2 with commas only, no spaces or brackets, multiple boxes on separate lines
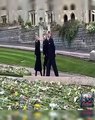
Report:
35,40,41,56
48,37,56,59
34,40,42,71
43,39,49,56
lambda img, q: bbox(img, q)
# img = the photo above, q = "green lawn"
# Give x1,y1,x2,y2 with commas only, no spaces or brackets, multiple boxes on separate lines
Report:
0,47,95,77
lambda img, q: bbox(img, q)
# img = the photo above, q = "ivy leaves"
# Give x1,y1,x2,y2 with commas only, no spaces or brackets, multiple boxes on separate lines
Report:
59,20,79,47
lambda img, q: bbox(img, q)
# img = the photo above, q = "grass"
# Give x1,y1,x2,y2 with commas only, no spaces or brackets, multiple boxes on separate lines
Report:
0,47,95,77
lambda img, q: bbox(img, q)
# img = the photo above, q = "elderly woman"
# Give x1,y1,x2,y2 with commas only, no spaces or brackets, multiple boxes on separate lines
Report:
34,36,42,76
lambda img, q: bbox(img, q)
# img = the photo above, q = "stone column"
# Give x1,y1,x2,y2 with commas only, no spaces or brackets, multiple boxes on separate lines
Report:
47,23,51,32
39,23,44,40
39,19,44,49
84,0,89,23
47,16,51,32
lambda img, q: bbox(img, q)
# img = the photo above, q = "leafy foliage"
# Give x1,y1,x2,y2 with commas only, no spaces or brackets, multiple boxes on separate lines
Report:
0,65,31,77
51,22,61,31
0,77,95,110
59,20,80,47
86,22,95,33
25,22,32,28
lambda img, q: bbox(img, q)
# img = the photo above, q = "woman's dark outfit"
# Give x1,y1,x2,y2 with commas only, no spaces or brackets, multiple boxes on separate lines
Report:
34,40,42,76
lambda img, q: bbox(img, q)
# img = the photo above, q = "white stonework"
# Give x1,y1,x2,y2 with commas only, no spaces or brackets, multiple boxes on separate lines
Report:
0,0,94,25
90,50,95,61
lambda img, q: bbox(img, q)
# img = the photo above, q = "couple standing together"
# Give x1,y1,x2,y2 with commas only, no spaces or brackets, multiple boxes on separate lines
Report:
34,31,59,77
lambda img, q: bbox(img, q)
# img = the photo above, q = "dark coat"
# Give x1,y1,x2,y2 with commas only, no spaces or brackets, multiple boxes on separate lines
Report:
46,37,59,76
34,40,42,71
48,37,56,59
43,39,49,56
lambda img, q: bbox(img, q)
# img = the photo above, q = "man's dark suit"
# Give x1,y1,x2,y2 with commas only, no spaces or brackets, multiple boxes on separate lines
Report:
46,37,59,76
43,39,49,76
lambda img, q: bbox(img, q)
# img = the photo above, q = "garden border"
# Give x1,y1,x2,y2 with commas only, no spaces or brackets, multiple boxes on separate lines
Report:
24,76,95,87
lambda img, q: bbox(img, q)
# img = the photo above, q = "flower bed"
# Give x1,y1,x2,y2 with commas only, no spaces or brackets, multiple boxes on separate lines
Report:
0,76,95,110
0,65,31,77
0,111,82,120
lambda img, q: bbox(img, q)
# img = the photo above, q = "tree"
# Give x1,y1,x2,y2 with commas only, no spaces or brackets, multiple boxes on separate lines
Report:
59,20,79,48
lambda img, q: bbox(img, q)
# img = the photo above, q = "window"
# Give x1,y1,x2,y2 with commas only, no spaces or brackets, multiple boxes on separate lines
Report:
29,10,35,25
64,14,68,22
71,13,75,20
89,10,91,22
92,14,95,22
1,15,7,24
63,5,68,10
46,11,53,23
70,4,76,10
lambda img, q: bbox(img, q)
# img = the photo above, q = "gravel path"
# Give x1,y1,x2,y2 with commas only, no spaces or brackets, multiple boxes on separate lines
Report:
25,67,95,87
0,63,95,86
24,67,95,87
28,67,87,77
0,63,94,78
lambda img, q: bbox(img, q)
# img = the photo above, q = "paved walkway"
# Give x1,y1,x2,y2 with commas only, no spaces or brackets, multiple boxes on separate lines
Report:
26,67,95,87
27,68,95,86
28,67,83,77
0,63,84,77
24,76,95,86
0,63,95,86
0,44,90,59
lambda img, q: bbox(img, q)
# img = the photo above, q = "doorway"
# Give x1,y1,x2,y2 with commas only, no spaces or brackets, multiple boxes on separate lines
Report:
71,13,75,20
64,14,68,22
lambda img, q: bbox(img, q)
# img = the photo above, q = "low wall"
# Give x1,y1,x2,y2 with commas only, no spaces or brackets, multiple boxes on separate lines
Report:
0,26,39,45
1,25,95,52
71,26,95,51
52,25,95,51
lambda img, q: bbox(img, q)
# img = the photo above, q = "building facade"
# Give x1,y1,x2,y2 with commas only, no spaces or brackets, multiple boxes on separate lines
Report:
0,0,95,25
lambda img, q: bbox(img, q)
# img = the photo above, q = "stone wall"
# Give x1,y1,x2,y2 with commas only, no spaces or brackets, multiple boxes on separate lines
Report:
20,27,39,44
1,25,95,52
0,26,39,46
52,32,64,50
53,25,95,51
70,26,95,51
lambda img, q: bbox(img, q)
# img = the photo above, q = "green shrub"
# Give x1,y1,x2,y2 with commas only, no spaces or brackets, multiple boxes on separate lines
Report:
59,20,80,48
86,22,95,33
21,24,25,29
51,22,61,31
25,21,32,28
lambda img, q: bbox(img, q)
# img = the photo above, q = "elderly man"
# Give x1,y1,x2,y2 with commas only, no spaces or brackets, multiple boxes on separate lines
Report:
46,32,59,76
43,34,49,76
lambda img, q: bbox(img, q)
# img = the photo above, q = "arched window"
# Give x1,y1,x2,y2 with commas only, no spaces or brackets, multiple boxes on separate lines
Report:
64,14,68,22
70,4,76,10
92,14,95,22
71,13,75,20
63,5,68,10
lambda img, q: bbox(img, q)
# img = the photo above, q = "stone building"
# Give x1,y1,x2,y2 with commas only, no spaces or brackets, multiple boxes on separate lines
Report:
0,0,95,25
